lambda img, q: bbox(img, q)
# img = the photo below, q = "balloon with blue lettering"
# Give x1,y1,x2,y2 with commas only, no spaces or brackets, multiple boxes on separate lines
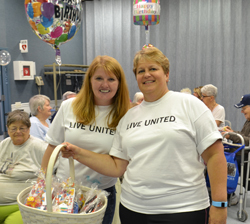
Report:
133,0,161,27
133,0,160,46
24,0,82,65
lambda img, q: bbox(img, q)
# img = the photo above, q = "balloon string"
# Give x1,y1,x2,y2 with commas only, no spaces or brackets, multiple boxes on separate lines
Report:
56,64,61,92
145,26,149,44
55,48,62,66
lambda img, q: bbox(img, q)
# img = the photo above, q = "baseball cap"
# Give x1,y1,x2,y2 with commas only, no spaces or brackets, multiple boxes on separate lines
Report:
234,94,250,108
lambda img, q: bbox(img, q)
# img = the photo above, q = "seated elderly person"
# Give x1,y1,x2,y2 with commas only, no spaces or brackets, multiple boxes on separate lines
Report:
29,94,52,141
223,94,250,193
130,92,144,108
201,84,225,128
0,110,48,224
50,91,76,123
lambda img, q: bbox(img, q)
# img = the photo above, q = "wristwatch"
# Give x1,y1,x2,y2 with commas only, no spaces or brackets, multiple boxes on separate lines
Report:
212,201,228,208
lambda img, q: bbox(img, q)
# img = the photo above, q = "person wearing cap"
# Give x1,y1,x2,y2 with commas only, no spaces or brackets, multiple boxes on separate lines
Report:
223,93,250,201
223,94,250,145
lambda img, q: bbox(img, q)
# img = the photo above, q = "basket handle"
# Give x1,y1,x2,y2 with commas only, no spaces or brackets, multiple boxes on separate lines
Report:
45,144,75,212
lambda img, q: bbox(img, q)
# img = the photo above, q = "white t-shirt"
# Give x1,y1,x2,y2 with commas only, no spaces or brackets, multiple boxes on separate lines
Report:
212,104,225,128
45,98,117,189
0,136,48,205
30,116,51,141
110,91,222,214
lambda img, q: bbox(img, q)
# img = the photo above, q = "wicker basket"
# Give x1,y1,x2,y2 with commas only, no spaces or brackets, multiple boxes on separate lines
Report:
17,144,107,224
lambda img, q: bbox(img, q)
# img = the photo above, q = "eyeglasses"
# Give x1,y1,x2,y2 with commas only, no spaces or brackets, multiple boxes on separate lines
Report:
201,95,210,98
8,127,29,133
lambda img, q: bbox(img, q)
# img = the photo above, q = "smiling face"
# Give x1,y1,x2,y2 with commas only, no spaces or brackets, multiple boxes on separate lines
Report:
241,105,250,121
136,60,169,102
8,121,30,145
90,67,119,106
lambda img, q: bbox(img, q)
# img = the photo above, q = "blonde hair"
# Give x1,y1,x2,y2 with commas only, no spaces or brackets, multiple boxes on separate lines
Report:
133,47,170,76
193,86,203,99
180,88,192,94
72,55,130,129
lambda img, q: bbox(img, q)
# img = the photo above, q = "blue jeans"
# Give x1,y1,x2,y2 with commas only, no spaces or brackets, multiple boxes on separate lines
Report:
102,185,116,224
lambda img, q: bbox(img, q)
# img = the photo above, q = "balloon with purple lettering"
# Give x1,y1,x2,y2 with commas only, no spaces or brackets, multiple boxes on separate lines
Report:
133,0,160,45
0,50,11,66
24,0,82,65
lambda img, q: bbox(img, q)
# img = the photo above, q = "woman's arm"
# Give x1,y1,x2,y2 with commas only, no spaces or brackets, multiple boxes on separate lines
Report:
61,142,129,178
215,120,222,127
201,139,227,224
41,144,56,171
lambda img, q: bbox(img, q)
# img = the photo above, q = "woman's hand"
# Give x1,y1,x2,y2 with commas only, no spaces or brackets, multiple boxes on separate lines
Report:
61,142,81,160
60,142,129,177
209,206,227,224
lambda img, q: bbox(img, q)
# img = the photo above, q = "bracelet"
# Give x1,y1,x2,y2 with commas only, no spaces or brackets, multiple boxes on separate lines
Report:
212,201,228,208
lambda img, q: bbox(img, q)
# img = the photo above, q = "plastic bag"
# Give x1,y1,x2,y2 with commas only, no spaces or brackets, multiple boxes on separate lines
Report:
206,144,244,194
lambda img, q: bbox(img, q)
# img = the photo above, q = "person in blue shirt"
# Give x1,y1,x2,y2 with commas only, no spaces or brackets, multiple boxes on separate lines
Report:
29,94,52,141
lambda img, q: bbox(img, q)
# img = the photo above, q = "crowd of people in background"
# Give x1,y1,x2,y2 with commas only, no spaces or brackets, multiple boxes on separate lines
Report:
2,46,250,224
181,84,225,128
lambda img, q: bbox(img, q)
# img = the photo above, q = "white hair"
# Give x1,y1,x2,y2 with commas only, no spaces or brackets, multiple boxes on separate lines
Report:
29,94,50,116
62,91,76,101
133,92,144,103
180,88,192,94
201,84,218,98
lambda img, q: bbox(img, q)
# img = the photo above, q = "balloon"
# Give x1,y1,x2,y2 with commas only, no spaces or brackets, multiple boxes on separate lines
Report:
142,43,154,49
41,3,54,19
29,20,37,31
51,26,63,38
37,0,48,3
55,34,68,46
68,25,76,39
41,15,53,28
0,50,11,66
133,0,161,26
37,23,50,35
24,0,83,65
27,3,34,18
32,2,42,17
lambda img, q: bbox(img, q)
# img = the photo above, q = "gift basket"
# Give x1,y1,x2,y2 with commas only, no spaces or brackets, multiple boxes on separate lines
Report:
17,144,108,224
